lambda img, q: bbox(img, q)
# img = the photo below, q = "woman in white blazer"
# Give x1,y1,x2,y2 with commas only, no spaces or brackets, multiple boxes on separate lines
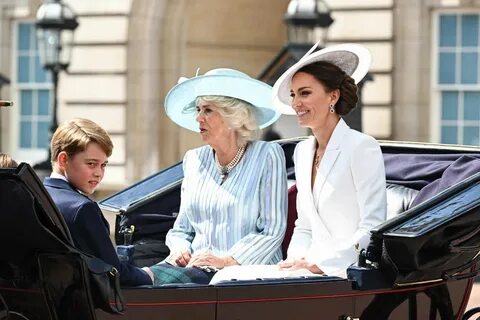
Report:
272,43,387,277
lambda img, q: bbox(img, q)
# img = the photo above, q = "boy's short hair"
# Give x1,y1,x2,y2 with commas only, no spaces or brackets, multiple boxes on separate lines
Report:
0,153,18,168
51,118,113,164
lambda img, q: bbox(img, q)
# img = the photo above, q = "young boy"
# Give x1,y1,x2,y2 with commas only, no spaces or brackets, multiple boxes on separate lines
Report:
44,118,153,286
0,153,18,168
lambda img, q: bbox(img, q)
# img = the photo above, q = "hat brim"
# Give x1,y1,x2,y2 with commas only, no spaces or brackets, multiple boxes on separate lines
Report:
272,43,372,115
165,74,280,132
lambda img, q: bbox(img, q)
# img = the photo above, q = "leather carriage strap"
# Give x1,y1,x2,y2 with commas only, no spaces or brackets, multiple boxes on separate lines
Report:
449,224,480,253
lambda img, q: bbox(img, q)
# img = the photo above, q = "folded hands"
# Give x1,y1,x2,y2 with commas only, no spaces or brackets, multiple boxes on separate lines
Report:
169,250,238,269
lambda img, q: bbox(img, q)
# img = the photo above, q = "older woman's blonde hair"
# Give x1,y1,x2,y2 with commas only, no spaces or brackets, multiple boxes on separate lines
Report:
0,153,18,168
50,118,113,165
196,96,260,146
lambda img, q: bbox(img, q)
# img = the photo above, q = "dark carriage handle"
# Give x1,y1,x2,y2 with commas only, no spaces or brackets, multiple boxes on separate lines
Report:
443,260,480,281
448,224,480,253
448,270,479,281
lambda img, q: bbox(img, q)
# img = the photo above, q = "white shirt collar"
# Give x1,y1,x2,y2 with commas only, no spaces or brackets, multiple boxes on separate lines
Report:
50,171,69,182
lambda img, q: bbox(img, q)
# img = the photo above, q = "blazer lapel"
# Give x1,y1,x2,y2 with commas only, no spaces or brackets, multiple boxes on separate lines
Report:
299,136,316,190
312,119,349,201
295,137,334,238
313,150,340,196
295,137,319,211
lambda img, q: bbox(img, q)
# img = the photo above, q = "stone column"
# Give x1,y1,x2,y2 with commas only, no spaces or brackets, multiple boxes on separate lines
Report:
393,0,431,142
126,0,187,182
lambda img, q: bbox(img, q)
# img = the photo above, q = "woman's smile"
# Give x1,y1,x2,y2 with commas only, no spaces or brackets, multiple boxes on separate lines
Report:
296,110,310,117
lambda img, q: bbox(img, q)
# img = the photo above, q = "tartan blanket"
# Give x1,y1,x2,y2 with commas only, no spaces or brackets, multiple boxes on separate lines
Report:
149,263,214,285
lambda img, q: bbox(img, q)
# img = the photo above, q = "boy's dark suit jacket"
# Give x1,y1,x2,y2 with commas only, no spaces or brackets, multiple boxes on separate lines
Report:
44,177,151,286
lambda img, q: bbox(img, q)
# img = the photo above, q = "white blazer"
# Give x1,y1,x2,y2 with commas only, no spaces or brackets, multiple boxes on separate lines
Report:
287,119,387,277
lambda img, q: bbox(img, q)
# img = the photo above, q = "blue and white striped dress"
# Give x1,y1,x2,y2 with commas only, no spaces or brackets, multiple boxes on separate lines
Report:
165,140,288,265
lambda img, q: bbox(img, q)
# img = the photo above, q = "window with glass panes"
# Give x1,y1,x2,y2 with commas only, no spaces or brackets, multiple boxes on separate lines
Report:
437,14,480,146
16,22,52,150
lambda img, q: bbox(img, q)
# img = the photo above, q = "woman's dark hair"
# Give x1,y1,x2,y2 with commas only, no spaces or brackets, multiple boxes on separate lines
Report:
296,60,358,116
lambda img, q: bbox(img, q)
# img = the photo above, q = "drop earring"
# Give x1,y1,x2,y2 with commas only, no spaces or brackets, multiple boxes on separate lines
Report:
329,104,335,113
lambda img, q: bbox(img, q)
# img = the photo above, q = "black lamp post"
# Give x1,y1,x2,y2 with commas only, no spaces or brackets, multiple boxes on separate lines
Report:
34,0,78,171
284,0,334,46
259,0,334,139
259,0,334,85
0,73,12,152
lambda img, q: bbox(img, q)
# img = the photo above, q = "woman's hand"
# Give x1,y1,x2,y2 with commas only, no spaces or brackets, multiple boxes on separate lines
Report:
278,258,324,274
187,252,238,269
169,251,192,267
187,252,224,268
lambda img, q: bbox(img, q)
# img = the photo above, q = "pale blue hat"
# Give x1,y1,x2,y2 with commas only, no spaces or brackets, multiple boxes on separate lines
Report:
165,68,281,132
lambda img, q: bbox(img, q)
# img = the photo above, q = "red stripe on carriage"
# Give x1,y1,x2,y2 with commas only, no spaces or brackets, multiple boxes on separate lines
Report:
125,282,448,307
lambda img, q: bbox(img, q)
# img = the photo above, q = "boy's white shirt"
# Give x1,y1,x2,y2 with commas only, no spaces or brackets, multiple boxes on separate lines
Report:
50,171,68,182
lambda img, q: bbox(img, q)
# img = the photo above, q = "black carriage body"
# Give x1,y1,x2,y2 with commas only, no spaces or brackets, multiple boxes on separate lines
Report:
1,140,479,320
0,164,98,320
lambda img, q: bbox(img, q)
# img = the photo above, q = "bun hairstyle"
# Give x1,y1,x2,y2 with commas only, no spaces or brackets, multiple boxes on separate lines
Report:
296,61,359,116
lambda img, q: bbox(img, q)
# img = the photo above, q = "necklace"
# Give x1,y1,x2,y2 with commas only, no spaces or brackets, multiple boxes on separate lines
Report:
215,144,246,185
313,147,324,168
313,153,321,168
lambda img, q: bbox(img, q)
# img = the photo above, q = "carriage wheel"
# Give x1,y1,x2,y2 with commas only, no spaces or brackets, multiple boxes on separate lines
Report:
463,306,480,320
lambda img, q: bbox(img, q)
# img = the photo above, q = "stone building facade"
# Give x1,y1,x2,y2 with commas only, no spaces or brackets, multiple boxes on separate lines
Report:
0,0,478,193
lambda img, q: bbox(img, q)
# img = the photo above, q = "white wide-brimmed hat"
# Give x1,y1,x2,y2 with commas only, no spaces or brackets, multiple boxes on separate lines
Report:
164,68,281,132
272,42,372,115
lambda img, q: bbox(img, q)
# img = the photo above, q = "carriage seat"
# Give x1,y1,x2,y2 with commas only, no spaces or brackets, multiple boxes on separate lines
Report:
281,183,419,259
385,183,419,220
